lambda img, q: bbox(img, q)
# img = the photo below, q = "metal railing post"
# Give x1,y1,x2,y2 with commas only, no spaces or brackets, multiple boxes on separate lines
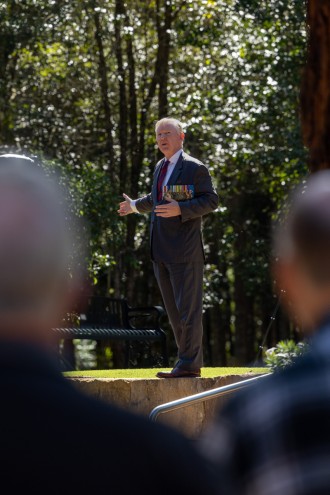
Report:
149,373,269,421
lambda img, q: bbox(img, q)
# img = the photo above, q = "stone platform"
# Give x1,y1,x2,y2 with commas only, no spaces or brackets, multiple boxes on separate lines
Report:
69,374,258,438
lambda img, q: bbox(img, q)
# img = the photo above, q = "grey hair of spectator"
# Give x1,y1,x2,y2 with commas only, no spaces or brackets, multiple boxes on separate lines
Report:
0,153,83,320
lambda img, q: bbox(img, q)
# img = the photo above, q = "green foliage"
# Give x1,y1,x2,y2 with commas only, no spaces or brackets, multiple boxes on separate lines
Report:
265,340,309,372
0,0,308,366
73,340,98,370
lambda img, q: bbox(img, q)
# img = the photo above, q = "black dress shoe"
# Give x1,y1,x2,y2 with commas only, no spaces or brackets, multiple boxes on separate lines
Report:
156,368,201,378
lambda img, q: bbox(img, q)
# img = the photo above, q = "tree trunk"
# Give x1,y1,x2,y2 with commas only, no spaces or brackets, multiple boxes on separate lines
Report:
114,0,128,192
301,0,330,171
125,9,138,185
204,304,228,366
93,7,116,182
0,1,19,146
156,0,172,117
203,212,231,366
231,193,256,364
233,271,255,365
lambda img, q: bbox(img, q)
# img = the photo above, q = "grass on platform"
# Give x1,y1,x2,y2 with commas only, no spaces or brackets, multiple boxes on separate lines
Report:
65,367,268,379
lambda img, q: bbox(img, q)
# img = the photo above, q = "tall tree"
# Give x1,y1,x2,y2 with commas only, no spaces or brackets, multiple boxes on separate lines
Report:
0,0,309,368
92,4,116,183
301,0,330,172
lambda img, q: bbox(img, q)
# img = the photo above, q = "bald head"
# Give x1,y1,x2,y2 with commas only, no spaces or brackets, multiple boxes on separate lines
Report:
275,172,330,280
0,154,81,340
274,171,330,332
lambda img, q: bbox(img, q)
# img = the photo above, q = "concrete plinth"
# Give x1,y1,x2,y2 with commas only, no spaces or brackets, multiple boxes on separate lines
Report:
68,374,257,438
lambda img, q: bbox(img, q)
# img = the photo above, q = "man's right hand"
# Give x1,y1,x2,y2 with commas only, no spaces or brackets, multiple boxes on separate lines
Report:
118,193,134,216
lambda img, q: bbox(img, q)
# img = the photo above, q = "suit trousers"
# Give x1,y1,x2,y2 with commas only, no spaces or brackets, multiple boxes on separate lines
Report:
153,261,204,370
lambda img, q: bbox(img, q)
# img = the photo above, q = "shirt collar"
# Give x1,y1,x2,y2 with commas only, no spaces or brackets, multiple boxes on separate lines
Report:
167,149,183,166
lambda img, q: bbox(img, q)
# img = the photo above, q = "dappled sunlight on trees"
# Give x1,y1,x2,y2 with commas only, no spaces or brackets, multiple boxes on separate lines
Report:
0,0,307,366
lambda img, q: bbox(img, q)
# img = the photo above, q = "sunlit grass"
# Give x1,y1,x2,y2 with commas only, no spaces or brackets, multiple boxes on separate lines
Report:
65,367,268,379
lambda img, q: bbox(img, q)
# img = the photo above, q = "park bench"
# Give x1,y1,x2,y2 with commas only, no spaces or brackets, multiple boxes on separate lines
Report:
53,296,168,370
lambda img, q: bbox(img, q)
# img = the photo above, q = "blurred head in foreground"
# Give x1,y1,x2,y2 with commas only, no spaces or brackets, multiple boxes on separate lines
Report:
0,153,81,344
274,170,330,334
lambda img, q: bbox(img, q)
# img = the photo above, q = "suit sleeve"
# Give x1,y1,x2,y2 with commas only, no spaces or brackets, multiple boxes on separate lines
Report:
135,193,153,214
133,160,163,214
179,164,219,222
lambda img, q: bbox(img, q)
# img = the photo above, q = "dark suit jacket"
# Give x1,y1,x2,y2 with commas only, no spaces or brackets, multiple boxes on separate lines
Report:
135,152,218,263
0,341,216,494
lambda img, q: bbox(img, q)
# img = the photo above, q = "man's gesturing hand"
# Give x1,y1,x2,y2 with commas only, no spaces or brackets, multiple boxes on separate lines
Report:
118,193,133,216
155,198,181,217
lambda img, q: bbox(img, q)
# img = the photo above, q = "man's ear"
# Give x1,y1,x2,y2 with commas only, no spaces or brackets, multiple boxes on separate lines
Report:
272,258,314,331
272,259,295,307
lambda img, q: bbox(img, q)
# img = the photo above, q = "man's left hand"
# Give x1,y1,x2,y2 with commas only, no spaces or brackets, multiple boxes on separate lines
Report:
155,199,181,217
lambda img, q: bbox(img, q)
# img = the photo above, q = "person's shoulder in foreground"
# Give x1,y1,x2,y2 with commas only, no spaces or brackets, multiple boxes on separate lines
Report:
200,338,330,495
0,153,217,495
200,170,330,495
0,340,217,495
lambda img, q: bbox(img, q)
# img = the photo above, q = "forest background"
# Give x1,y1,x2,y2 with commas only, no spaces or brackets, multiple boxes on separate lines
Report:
0,0,307,367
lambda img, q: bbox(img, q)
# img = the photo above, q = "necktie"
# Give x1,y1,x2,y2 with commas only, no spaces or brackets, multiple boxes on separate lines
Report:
157,159,170,201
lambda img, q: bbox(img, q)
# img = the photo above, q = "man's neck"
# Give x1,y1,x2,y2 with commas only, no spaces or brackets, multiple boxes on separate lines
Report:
164,148,183,161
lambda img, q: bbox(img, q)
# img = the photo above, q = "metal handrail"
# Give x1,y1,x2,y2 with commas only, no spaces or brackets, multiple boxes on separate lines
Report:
149,373,270,421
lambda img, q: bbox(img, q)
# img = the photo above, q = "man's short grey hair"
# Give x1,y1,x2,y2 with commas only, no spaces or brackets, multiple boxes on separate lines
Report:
155,118,185,134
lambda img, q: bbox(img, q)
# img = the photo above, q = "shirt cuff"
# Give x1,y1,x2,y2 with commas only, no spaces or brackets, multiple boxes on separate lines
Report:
131,200,139,213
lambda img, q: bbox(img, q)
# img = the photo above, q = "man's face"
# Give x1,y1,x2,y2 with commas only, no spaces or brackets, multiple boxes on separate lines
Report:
156,123,184,159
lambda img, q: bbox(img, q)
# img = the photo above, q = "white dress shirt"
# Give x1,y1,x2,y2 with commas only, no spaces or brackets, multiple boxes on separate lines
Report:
131,149,183,213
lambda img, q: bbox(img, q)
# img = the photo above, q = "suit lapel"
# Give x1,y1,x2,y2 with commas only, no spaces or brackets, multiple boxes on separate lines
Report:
167,152,184,185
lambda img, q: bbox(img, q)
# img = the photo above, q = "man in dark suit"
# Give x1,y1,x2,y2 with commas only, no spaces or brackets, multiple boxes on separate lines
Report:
119,118,218,378
0,153,216,494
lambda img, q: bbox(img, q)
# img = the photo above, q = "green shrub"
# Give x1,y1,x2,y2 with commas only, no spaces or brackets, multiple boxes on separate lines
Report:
265,340,309,372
